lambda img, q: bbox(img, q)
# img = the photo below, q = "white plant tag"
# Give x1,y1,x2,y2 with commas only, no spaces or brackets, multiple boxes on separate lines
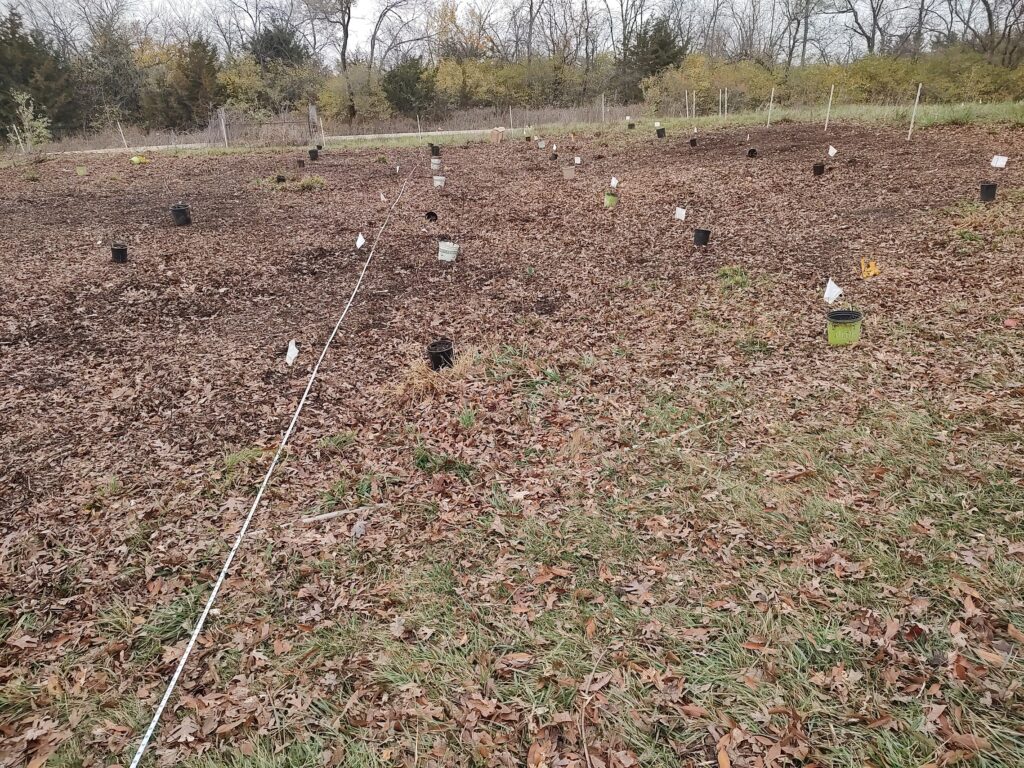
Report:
828,145,838,157
626,115,631,121
286,339,299,366
674,207,687,221
356,233,366,249
693,126,698,134
574,156,581,165
991,155,1008,168
823,279,843,305
396,165,400,174
654,121,661,128
610,176,619,189
553,144,557,152
380,192,386,202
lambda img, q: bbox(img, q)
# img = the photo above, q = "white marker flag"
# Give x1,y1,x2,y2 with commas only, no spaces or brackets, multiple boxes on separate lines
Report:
991,155,1008,168
286,340,299,367
356,233,366,249
674,207,687,221
824,279,843,305
574,156,581,165
610,176,619,188
828,145,838,157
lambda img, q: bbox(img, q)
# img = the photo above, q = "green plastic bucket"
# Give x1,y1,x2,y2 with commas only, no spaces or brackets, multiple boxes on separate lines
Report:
827,309,863,346
604,192,619,209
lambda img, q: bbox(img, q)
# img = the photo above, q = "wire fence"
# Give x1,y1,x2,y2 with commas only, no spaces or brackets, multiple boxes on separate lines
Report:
13,90,1018,155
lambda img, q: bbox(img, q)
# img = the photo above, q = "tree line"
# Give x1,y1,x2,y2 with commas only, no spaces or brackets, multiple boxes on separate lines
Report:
2,0,1023,142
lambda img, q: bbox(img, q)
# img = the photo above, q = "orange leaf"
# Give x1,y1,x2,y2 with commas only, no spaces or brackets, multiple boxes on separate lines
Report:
717,748,731,768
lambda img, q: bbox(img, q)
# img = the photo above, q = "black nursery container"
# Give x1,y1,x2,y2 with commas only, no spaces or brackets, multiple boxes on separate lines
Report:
430,144,441,157
813,163,825,176
170,203,191,226
427,338,454,370
980,182,997,202
747,148,757,158
111,243,128,263
689,137,698,147
694,229,711,246
308,148,318,160
656,127,666,139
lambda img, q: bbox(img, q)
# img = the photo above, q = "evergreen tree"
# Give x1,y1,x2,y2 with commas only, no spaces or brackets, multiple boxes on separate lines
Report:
618,17,686,102
0,10,80,140
382,57,435,116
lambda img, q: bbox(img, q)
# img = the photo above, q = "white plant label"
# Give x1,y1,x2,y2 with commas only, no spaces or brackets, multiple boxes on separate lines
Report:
286,339,299,366
991,155,1008,168
828,145,838,157
610,176,619,189
356,233,366,249
574,156,581,165
655,121,661,128
626,116,631,121
380,192,386,202
396,165,400,174
746,134,750,142
674,207,687,221
823,279,843,305
693,127,698,134
553,144,557,152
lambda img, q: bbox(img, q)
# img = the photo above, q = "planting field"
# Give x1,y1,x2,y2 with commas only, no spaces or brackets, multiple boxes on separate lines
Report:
2,122,1023,768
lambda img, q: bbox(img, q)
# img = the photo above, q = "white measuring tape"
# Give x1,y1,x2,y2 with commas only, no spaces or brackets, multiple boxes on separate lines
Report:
128,172,413,768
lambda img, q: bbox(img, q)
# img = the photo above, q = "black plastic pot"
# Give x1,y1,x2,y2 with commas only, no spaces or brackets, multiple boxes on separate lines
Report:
111,243,128,263
425,210,438,222
689,137,697,147
813,163,825,176
747,148,757,158
430,144,441,157
694,229,711,246
627,122,636,129
316,144,323,150
550,152,558,161
656,127,666,139
980,182,997,202
308,148,318,161
275,174,286,183
296,159,305,169
427,338,454,370
170,203,192,226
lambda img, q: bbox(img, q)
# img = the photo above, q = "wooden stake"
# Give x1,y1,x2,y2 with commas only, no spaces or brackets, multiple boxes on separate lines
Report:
767,87,775,127
509,104,513,130
684,89,689,119
907,83,923,141
11,123,25,152
319,116,326,147
725,88,729,117
416,113,421,136
824,84,835,132
719,89,722,117
693,91,697,117
116,120,129,149
218,108,228,148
